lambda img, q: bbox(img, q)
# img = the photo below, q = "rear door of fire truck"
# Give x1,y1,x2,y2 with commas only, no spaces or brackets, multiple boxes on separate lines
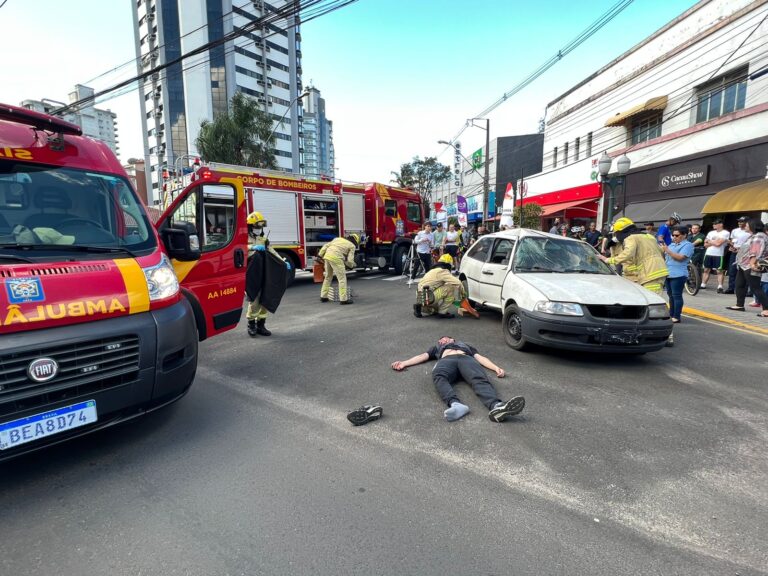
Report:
156,173,248,339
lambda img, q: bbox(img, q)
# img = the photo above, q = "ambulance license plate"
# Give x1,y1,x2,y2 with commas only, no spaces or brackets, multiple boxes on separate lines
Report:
0,400,98,450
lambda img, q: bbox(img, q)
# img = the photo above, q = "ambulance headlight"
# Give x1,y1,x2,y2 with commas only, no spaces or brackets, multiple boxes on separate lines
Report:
143,254,180,301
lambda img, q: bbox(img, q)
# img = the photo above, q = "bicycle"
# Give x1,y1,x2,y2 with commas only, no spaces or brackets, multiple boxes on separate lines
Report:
684,262,701,296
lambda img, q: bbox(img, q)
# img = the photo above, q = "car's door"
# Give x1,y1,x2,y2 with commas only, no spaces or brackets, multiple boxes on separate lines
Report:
461,236,494,300
477,238,515,309
157,177,247,339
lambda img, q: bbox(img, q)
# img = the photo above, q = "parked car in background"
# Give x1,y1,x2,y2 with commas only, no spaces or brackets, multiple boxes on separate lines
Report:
458,229,673,353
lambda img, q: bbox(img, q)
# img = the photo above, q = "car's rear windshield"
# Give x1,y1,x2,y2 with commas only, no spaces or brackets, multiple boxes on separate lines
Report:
0,161,156,256
513,236,613,274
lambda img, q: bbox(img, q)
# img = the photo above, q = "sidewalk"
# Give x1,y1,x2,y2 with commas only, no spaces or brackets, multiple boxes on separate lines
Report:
681,285,768,336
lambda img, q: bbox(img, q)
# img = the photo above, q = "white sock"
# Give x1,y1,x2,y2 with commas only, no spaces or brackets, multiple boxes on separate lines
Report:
444,401,470,422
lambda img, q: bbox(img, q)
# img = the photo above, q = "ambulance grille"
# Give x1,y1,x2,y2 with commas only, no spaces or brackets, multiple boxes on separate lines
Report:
0,335,140,418
28,264,110,276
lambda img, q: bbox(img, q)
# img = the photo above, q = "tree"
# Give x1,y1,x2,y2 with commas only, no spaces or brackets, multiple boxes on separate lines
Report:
195,92,277,169
513,203,544,229
391,156,451,209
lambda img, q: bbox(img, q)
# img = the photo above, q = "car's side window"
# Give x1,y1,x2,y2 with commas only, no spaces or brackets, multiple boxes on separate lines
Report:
467,236,494,262
490,239,515,265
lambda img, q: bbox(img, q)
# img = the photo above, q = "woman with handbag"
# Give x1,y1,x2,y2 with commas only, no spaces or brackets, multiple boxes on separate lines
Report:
726,218,768,316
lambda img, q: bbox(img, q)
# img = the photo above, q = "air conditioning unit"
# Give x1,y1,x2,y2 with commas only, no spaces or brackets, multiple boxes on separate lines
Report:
154,110,163,118
257,80,265,86
268,102,273,107
266,46,271,52
149,33,157,42
266,65,272,71
151,72,160,81
267,81,273,88
147,12,154,20
257,98,266,104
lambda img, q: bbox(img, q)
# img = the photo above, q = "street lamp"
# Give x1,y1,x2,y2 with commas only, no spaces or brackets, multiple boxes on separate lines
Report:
598,151,630,224
266,88,311,146
437,139,490,193
466,118,491,225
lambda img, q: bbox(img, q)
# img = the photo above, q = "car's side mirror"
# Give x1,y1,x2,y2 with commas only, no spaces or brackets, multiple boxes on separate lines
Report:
161,222,201,261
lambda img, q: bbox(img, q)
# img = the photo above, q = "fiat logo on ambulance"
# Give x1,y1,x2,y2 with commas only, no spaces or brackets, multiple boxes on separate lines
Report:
27,358,59,383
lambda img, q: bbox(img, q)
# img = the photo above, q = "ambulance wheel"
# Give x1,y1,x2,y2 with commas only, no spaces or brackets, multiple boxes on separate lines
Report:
393,245,407,276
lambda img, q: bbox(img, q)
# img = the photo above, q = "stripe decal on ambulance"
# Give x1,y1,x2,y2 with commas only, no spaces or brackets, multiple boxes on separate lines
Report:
114,259,151,314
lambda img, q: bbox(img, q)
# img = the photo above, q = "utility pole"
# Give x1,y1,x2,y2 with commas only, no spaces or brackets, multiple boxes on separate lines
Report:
482,118,491,225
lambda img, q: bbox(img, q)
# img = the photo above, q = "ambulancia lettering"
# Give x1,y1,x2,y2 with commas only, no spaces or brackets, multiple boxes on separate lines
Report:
27,358,59,383
0,298,127,326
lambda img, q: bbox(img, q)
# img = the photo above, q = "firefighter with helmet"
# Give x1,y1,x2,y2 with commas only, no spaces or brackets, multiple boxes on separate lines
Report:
599,217,673,344
414,254,479,319
318,233,359,304
245,210,284,336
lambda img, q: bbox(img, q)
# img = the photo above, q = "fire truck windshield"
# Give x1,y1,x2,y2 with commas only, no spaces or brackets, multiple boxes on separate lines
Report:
0,162,156,256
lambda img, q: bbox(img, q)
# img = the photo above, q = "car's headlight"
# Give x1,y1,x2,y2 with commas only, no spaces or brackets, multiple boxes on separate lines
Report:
143,254,180,301
648,304,670,319
533,301,584,316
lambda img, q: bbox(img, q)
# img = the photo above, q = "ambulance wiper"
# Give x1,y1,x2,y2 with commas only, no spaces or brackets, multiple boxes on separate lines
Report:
0,253,35,263
26,244,138,257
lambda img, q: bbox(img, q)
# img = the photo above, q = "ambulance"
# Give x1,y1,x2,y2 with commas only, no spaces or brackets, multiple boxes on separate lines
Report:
0,104,248,460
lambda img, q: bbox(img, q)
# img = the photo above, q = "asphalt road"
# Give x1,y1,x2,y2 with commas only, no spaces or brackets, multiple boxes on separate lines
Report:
2,270,767,576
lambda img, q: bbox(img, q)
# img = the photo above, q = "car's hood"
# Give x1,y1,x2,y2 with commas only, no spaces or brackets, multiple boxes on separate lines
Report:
518,273,665,305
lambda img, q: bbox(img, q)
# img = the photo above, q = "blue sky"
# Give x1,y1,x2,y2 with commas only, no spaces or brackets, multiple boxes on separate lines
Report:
2,0,697,183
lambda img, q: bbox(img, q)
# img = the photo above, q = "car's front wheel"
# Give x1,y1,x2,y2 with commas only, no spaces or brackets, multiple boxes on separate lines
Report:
461,277,477,308
503,304,529,351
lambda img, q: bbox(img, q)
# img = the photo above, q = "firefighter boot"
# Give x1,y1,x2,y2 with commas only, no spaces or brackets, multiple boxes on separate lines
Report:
247,320,258,337
256,319,272,336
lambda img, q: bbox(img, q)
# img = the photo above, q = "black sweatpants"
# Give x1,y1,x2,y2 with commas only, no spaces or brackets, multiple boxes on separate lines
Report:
736,268,768,310
432,355,501,409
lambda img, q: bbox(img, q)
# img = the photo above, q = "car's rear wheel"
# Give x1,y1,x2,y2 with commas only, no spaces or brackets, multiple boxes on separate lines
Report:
503,304,529,351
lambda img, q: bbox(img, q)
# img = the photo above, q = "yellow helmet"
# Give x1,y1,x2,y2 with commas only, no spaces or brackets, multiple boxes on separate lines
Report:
247,211,266,226
347,233,360,246
611,217,634,233
438,253,453,265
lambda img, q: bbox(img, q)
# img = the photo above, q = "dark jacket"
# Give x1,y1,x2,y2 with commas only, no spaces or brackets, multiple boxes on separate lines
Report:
246,250,288,313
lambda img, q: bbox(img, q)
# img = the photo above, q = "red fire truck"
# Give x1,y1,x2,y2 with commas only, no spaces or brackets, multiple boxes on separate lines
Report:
0,104,248,460
202,162,425,283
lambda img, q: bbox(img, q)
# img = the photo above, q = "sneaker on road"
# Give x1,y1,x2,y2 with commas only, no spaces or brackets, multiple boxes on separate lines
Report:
347,405,383,426
488,397,525,422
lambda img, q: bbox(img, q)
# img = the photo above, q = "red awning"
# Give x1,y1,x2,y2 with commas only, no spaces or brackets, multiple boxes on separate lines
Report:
523,182,601,207
540,199,598,216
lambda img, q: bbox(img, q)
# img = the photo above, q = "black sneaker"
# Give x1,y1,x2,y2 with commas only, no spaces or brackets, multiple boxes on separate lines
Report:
413,303,423,318
340,299,354,305
347,405,383,426
717,287,724,294
488,397,525,422
320,297,329,302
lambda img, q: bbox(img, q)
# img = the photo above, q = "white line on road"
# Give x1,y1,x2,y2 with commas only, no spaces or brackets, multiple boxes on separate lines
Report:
360,275,386,280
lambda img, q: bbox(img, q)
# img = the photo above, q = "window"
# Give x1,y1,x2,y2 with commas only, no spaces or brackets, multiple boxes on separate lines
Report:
406,201,421,223
553,146,558,168
586,132,592,157
564,142,569,165
489,238,515,265
169,184,236,252
574,137,580,162
695,66,748,124
630,112,662,144
384,199,397,217
466,236,494,262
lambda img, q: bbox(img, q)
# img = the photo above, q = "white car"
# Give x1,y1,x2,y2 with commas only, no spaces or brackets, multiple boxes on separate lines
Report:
459,229,673,353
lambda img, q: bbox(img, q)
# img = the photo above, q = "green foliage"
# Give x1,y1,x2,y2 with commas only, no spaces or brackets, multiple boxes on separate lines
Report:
195,92,277,169
513,203,544,229
390,156,451,208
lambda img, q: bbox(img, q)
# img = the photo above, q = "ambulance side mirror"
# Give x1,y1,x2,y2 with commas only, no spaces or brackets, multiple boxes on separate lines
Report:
162,222,201,261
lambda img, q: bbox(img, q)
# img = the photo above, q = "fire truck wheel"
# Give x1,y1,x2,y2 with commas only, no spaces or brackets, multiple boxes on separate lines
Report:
393,244,408,276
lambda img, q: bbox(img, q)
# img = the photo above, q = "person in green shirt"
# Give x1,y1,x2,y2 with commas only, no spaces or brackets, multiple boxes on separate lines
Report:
432,222,446,256
687,223,706,268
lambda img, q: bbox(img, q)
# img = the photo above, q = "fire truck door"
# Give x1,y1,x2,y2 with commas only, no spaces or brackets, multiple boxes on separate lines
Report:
157,178,248,339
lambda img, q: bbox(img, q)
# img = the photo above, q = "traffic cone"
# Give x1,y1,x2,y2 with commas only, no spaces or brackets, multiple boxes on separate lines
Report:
460,298,480,318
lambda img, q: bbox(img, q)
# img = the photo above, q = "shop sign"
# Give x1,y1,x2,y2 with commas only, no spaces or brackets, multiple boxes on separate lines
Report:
658,164,709,191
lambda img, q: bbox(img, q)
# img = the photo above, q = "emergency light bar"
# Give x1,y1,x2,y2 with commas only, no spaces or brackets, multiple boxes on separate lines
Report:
0,103,83,136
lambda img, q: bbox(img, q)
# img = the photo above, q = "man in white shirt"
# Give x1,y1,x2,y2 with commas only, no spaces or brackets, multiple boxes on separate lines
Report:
701,218,730,292
725,216,752,294
411,223,434,279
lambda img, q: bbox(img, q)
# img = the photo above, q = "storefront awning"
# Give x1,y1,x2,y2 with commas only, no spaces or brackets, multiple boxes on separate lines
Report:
540,199,598,216
701,179,768,214
604,96,668,127
616,194,711,223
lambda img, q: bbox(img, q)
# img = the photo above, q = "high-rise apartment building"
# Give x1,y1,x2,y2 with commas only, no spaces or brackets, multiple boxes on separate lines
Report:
132,0,305,203
301,85,335,180
21,85,120,157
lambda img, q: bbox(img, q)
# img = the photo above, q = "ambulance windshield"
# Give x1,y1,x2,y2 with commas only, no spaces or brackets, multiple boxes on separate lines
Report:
0,162,156,256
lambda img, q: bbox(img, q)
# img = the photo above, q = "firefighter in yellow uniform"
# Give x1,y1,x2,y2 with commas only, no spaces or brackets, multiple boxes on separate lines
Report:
599,217,673,344
246,211,282,336
414,254,479,318
318,234,359,304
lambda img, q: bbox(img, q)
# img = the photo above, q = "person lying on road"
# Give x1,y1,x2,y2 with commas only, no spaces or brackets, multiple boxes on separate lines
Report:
391,336,525,422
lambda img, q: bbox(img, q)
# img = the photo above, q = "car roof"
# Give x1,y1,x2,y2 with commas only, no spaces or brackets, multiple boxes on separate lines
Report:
483,228,583,243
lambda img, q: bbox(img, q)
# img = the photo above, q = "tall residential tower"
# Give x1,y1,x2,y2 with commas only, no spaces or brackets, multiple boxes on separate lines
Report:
301,85,335,180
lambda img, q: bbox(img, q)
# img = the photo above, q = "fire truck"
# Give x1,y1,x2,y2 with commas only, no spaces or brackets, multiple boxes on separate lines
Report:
202,162,425,284
0,104,248,460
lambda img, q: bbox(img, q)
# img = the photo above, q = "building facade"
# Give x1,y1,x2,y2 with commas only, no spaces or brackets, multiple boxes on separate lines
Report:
301,86,335,180
521,0,768,230
132,0,304,203
21,85,120,157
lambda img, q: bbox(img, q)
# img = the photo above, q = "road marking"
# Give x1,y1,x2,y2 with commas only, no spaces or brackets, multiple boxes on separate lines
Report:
382,276,406,282
198,365,764,571
360,275,386,280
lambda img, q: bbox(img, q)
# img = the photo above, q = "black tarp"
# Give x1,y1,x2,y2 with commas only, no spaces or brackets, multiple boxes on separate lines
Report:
245,250,288,313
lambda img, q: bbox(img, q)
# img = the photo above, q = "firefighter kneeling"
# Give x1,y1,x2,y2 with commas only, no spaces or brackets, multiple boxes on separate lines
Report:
414,254,479,319
245,211,289,337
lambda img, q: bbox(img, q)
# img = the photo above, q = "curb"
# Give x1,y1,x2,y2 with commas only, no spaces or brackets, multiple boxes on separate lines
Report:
682,306,768,336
